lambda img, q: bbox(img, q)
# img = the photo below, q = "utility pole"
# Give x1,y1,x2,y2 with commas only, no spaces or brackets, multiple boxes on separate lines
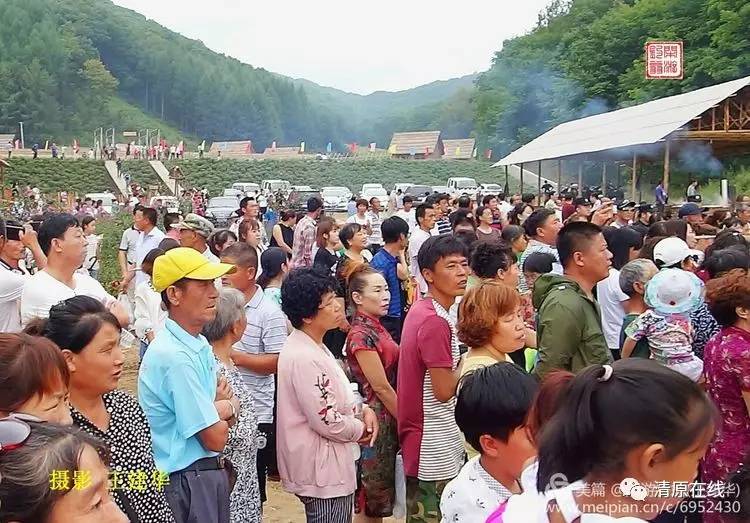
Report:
18,122,24,149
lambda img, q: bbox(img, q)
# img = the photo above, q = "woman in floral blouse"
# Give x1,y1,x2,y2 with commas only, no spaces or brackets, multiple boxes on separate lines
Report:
344,262,400,522
704,269,750,523
202,288,261,523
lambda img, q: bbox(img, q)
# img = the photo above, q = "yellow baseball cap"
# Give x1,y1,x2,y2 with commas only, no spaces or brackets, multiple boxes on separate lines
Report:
152,247,235,292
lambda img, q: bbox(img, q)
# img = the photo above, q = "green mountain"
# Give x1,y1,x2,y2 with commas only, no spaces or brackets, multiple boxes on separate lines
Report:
0,0,475,150
473,0,750,158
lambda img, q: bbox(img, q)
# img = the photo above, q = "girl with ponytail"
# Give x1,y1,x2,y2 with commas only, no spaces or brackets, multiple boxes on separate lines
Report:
344,261,400,520
493,359,715,522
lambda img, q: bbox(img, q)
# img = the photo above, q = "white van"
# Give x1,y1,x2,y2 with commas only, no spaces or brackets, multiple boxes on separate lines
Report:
232,182,261,196
446,177,478,197
261,179,291,196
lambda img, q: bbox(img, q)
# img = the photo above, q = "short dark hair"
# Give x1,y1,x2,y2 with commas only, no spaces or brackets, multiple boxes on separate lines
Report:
456,363,538,452
437,193,450,204
163,212,181,230
470,240,515,278
704,246,750,279
281,267,338,328
369,196,380,206
381,216,409,244
356,198,368,208
239,196,253,210
457,195,471,209
450,209,475,231
603,226,643,270
221,242,258,271
140,207,158,226
38,213,79,255
482,194,496,205
706,268,750,326
522,193,535,204
80,215,96,228
307,196,323,212
415,203,433,226
417,234,468,274
338,222,362,249
501,224,525,244
557,221,603,267
523,208,555,238
523,251,556,274
402,195,414,205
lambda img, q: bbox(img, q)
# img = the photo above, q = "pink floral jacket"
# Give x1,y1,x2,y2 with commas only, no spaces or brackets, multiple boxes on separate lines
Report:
276,329,365,498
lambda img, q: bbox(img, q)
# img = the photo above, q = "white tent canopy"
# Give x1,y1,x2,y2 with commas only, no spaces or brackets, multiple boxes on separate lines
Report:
492,75,750,167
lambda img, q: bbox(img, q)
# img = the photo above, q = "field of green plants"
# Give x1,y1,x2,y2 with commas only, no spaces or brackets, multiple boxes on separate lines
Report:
4,157,506,196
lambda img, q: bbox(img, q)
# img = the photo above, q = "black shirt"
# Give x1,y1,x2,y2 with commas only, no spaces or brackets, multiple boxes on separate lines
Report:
314,248,339,277
270,223,294,254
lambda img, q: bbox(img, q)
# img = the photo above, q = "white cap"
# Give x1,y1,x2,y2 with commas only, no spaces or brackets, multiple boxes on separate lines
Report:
653,237,702,268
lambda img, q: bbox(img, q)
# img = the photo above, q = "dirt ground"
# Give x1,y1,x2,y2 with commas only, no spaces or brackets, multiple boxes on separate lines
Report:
120,346,400,522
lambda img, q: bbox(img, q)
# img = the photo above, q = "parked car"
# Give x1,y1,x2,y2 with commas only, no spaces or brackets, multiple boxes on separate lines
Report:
361,183,384,194
291,185,314,192
204,196,240,226
222,188,244,198
432,185,450,195
403,184,433,203
393,183,413,193
232,182,260,196
321,186,352,212
287,189,322,211
361,186,388,203
478,183,504,199
447,177,478,198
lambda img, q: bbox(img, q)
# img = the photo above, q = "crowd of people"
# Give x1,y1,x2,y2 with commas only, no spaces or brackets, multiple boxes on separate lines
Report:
6,183,750,523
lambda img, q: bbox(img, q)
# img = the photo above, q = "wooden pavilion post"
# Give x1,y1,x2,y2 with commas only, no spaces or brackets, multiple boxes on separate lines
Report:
663,140,671,194
519,162,524,194
537,160,542,202
504,165,509,195
577,161,583,194
631,152,638,202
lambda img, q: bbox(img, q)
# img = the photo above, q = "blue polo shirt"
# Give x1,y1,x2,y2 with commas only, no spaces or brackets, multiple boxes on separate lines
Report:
370,247,401,318
138,318,220,474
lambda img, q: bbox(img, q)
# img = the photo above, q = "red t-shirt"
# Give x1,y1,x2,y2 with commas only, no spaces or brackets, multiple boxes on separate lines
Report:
562,203,575,221
396,298,464,481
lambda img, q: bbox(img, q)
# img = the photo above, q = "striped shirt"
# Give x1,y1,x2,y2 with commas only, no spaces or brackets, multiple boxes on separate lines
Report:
234,286,288,424
366,210,383,246
397,298,464,481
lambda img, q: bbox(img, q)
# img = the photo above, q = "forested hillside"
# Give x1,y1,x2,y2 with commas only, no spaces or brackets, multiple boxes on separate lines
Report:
473,0,750,157
0,0,474,149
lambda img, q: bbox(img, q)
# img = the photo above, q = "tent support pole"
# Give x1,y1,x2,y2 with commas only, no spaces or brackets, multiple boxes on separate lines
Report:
519,163,524,194
577,161,583,195
537,160,542,202
631,152,638,202
601,162,607,192
504,165,509,195
557,159,562,192
663,140,671,194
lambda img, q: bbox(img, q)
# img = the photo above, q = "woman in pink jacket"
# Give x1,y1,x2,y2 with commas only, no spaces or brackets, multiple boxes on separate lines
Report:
277,267,379,522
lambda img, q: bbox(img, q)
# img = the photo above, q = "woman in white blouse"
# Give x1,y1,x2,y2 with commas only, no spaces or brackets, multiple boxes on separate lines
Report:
133,248,168,360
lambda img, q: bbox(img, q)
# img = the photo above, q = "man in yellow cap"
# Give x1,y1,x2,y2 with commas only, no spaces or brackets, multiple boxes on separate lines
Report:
137,247,237,523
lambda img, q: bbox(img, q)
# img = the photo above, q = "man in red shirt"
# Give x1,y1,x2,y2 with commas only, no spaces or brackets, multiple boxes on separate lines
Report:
397,234,469,521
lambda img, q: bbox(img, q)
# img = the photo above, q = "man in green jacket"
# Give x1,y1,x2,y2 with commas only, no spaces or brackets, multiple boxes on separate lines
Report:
532,221,613,378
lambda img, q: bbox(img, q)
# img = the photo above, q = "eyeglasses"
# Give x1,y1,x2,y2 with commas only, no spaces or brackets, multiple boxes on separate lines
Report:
0,417,32,453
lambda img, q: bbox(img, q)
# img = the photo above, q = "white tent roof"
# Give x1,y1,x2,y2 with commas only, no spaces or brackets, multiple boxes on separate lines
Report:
493,75,750,167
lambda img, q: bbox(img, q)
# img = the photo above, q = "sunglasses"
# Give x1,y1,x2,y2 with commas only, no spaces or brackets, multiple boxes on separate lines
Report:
0,416,32,453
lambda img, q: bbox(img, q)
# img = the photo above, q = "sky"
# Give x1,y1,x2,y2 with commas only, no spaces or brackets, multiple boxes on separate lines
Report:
111,0,553,95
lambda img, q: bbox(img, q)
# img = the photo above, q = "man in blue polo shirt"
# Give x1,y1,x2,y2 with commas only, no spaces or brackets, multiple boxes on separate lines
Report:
138,247,239,523
370,216,410,342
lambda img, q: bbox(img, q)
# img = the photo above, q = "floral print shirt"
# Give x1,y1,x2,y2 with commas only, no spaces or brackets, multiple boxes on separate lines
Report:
703,327,750,483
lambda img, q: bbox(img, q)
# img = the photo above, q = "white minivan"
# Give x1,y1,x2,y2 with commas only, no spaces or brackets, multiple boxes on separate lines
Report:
446,177,478,197
232,182,261,196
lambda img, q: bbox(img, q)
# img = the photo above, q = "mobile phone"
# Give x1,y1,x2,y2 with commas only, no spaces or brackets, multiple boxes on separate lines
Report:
5,225,22,241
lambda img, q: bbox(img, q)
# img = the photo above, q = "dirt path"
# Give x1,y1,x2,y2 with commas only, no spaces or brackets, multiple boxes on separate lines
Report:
120,347,400,522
